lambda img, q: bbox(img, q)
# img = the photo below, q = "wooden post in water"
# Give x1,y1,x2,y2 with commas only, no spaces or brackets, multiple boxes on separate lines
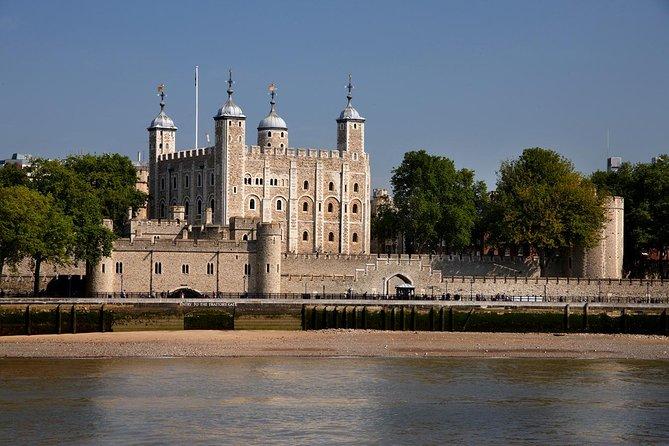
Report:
401,306,406,331
56,305,62,335
333,306,338,329
411,306,416,331
311,306,318,330
362,306,367,329
301,305,306,330
621,308,627,334
448,307,454,332
99,305,105,333
563,305,570,331
391,307,396,331
582,303,589,332
662,309,668,335
321,306,328,329
25,305,30,336
439,307,445,331
429,307,435,331
71,305,77,334
381,307,387,330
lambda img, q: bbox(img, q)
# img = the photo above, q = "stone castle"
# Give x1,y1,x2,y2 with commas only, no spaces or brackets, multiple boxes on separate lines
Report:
5,74,632,298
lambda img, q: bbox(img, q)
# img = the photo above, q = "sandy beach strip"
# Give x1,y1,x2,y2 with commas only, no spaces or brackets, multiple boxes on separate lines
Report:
0,330,667,359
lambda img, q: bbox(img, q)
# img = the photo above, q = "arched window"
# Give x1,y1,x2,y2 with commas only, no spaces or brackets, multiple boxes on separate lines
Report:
276,200,283,211
249,198,256,210
115,262,123,274
268,131,272,137
185,175,189,188
303,180,309,190
197,173,202,187
160,202,165,218
197,199,202,215
352,233,358,243
210,172,215,185
172,176,177,189
302,231,309,241
280,132,284,137
328,232,334,242
327,203,333,213
352,203,358,214
184,200,190,218
243,234,248,241
154,262,162,274
353,183,359,192
210,199,215,213
302,202,308,212
328,182,334,191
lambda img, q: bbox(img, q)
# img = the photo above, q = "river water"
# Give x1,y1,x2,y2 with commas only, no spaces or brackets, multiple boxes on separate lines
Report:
1,358,667,445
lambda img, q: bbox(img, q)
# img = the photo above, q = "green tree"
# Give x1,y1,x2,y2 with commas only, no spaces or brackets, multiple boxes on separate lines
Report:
592,155,669,277
64,153,146,234
391,150,479,253
489,148,606,276
0,187,46,286
371,202,400,253
0,164,29,187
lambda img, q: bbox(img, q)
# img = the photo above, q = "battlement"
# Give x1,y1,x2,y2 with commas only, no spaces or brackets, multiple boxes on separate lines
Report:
246,145,368,160
157,146,214,162
114,237,255,252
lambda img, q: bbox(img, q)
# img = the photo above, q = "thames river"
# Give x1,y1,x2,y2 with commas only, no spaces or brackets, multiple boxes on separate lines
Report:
1,357,667,445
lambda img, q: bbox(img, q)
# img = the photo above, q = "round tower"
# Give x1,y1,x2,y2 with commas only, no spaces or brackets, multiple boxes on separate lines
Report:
255,222,282,295
87,219,115,296
148,85,177,219
257,83,288,148
336,74,365,153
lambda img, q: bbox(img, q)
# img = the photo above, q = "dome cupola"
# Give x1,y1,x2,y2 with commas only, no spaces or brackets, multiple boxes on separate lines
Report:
257,83,289,148
258,83,287,130
148,85,177,130
215,70,245,119
337,74,365,122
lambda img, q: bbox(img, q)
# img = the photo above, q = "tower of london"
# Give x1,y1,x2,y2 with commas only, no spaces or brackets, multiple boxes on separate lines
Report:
147,73,370,255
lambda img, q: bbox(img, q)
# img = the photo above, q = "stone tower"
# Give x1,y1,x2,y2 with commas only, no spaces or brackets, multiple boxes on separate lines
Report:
214,70,246,224
254,222,282,294
336,74,365,154
257,84,288,149
148,86,177,219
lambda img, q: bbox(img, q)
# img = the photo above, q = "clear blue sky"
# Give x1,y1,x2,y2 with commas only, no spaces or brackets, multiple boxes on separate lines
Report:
1,0,667,189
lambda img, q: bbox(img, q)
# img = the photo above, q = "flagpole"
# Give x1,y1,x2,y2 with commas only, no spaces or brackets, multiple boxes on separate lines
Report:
195,65,199,149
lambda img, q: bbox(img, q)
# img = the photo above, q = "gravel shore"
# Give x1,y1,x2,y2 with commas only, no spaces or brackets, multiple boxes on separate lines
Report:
0,330,667,359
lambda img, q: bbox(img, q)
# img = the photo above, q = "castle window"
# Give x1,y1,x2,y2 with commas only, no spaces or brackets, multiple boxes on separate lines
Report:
197,173,202,187
172,176,177,189
353,153,358,161
268,131,272,137
155,262,162,274
181,264,190,274
243,234,248,241
159,143,163,149
238,121,242,127
244,264,251,275
353,123,357,129
280,144,284,148
352,203,358,213
197,199,202,215
101,264,105,273
233,187,237,194
328,182,334,191
354,183,359,192
185,175,189,188
303,180,309,190
244,176,251,185
327,203,333,213
302,202,308,212
352,233,358,243
166,143,169,149
207,263,214,275
302,231,309,241
229,121,232,126
266,263,270,273
276,200,283,211
249,198,256,210
161,178,165,190
267,143,271,147
328,232,334,242
210,173,215,185
339,123,344,130
160,202,165,218
210,199,215,213
184,200,190,218
280,132,284,137
115,262,123,274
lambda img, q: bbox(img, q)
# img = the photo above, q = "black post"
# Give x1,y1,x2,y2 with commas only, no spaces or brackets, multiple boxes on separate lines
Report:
353,306,358,329
401,306,406,331
428,307,434,331
333,306,338,329
362,306,367,329
391,307,396,331
582,303,589,332
311,306,318,330
439,307,445,331
661,309,668,335
99,305,105,333
322,306,327,329
448,307,454,331
621,308,627,334
411,306,416,331
381,307,387,330
301,305,306,330
56,304,62,335
71,305,76,334
563,304,570,331
25,305,30,336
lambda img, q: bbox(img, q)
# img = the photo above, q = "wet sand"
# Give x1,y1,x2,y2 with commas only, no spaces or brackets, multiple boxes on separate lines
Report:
0,330,667,359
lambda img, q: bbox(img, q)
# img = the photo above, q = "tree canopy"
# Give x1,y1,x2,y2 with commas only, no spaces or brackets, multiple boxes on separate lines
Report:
487,147,606,275
389,150,480,253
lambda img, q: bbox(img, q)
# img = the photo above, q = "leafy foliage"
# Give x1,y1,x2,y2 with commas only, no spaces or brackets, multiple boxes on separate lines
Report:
488,148,606,275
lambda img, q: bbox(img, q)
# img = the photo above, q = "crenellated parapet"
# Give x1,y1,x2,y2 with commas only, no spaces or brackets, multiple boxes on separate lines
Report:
157,147,214,162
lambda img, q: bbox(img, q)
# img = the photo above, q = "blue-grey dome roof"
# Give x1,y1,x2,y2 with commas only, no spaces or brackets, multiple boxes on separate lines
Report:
338,105,364,121
216,98,245,118
258,110,287,130
148,110,177,130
